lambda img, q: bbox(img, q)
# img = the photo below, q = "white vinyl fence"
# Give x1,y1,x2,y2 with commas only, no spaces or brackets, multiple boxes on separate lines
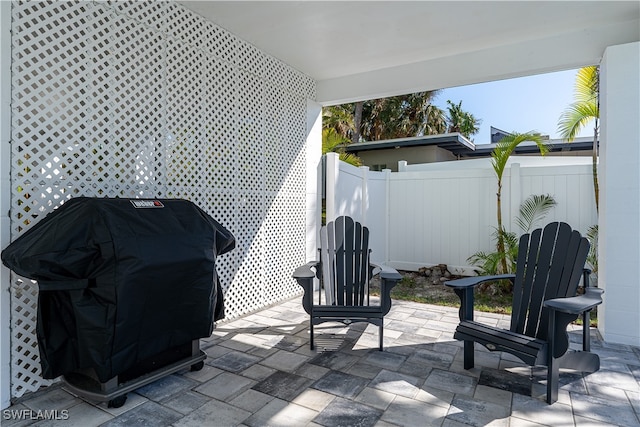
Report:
325,153,598,275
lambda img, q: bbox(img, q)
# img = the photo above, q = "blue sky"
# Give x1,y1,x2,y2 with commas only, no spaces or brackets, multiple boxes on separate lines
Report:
433,68,592,145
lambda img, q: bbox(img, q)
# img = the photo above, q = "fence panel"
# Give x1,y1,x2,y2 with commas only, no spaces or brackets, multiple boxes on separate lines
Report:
327,154,597,274
365,170,389,263
388,168,501,273
520,165,597,231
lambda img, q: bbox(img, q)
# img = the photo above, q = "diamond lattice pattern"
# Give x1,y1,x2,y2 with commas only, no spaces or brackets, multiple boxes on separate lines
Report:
8,0,315,398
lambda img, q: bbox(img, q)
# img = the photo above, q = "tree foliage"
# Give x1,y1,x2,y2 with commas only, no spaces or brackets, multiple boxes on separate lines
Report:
323,104,355,141
446,100,482,139
468,194,557,293
359,91,447,140
557,66,599,141
490,132,548,274
322,91,460,143
322,92,483,149
322,128,362,166
557,66,599,211
514,194,557,233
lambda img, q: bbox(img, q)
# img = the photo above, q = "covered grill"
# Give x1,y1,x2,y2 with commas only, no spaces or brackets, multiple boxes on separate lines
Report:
1,197,235,406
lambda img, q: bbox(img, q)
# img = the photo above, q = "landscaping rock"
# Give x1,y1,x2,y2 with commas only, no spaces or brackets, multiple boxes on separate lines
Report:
416,264,458,286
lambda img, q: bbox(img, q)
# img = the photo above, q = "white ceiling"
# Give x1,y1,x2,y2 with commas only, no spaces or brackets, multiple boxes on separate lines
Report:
179,1,640,104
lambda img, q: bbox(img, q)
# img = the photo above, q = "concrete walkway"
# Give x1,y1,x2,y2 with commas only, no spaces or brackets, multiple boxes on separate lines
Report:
3,299,640,426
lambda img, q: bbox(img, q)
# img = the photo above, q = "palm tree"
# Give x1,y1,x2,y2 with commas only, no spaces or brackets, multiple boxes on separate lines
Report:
468,194,556,277
323,104,355,141
557,66,599,212
514,194,558,233
322,128,362,166
360,91,446,140
491,132,548,273
422,103,448,136
446,100,482,139
324,91,453,145
400,92,446,137
352,101,363,144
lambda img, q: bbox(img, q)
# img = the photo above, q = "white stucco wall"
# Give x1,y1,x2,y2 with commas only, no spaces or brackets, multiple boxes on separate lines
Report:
305,100,322,263
358,146,457,172
599,41,640,346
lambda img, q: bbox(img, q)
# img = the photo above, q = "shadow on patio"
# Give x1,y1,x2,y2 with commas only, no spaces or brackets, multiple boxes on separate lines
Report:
5,298,640,426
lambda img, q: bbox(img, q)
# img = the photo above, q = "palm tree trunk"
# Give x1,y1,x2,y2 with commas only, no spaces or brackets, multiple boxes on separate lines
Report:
592,124,599,213
496,180,508,274
352,102,363,144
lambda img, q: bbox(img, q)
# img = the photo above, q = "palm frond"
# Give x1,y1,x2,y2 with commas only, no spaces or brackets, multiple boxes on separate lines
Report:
514,194,557,232
503,231,519,272
467,251,504,276
322,128,348,153
557,66,599,141
557,102,598,141
322,128,362,167
322,105,355,139
492,132,547,179
574,66,599,103
338,152,362,167
491,227,518,270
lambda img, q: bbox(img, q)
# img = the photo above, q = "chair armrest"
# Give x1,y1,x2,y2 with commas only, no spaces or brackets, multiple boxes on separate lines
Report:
444,274,515,289
293,261,319,280
585,287,604,296
370,263,402,281
372,264,400,315
294,261,320,315
445,274,514,322
380,265,402,281
544,292,603,315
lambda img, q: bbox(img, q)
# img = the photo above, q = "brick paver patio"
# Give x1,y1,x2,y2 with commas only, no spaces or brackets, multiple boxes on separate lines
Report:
3,299,640,426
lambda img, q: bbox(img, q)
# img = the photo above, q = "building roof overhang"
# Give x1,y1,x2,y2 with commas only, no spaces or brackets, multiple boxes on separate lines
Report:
343,133,475,156
179,1,640,105
343,134,594,158
465,137,595,157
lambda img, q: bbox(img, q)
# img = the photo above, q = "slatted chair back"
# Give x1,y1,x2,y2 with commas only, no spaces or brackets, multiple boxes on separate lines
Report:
294,216,401,350
510,222,590,342
446,221,601,404
320,216,371,307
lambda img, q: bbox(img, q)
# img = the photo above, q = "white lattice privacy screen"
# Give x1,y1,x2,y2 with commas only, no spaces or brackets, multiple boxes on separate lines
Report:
8,0,315,398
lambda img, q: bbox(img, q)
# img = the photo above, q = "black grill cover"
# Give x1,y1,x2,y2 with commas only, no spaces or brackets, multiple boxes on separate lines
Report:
1,197,235,382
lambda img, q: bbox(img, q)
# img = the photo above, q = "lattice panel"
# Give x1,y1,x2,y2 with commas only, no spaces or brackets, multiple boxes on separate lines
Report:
237,71,265,191
8,0,315,399
203,56,238,190
227,190,266,318
201,18,237,65
108,0,169,32
262,191,307,306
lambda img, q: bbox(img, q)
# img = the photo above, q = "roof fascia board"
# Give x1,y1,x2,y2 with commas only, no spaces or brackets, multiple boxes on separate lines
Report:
344,133,474,153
